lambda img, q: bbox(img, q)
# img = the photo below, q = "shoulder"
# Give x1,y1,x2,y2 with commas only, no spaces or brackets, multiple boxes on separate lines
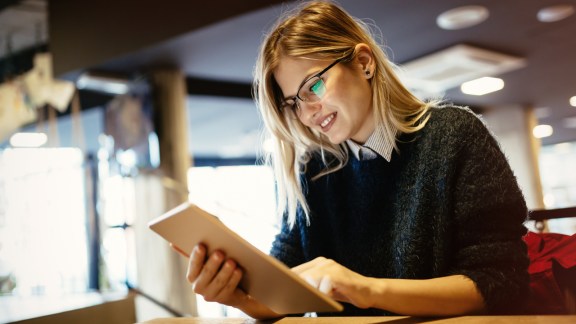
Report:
428,104,483,126
423,104,491,138
404,104,499,159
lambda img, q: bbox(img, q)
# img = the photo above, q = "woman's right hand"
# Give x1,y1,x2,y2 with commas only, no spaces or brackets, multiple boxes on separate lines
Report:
182,243,282,320
186,243,246,307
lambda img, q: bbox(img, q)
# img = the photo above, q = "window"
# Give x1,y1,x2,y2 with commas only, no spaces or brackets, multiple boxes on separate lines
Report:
0,148,89,297
538,141,576,234
187,164,278,317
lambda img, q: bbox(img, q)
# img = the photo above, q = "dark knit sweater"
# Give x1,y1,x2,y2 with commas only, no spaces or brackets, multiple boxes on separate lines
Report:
270,106,530,316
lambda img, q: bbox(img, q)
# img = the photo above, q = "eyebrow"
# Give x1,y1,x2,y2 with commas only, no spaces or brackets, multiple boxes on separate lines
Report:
281,57,345,102
281,73,316,102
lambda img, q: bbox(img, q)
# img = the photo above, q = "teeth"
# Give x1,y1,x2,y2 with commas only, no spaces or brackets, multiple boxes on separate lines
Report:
321,114,335,127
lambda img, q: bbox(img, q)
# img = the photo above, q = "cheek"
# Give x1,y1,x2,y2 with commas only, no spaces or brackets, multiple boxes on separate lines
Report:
332,72,371,109
298,114,313,128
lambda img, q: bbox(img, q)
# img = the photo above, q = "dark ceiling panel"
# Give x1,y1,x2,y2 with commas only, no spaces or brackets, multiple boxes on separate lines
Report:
49,0,289,76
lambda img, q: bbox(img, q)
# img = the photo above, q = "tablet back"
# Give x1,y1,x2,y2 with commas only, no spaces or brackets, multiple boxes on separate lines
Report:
148,202,343,314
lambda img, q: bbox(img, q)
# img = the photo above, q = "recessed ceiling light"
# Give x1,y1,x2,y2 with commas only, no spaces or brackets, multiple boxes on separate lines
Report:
537,5,575,22
563,117,576,129
533,125,554,138
461,77,504,95
437,5,489,30
570,95,576,107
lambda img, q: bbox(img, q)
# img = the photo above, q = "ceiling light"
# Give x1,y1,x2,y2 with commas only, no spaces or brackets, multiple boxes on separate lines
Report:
563,117,576,129
570,96,576,107
537,5,575,22
460,77,504,95
533,125,553,138
436,5,489,30
399,44,525,96
9,132,48,147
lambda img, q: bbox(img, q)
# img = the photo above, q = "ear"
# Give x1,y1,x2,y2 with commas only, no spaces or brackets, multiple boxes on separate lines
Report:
354,43,375,79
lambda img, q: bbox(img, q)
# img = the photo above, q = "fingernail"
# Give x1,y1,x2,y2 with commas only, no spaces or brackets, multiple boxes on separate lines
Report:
212,251,222,261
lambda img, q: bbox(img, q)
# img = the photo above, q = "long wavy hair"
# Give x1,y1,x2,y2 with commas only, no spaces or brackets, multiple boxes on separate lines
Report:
253,0,437,227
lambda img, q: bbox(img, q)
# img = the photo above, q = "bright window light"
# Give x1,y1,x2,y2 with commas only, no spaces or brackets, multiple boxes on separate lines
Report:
533,124,554,138
187,165,277,318
461,77,504,95
570,95,576,107
76,74,129,95
0,148,88,296
9,132,48,147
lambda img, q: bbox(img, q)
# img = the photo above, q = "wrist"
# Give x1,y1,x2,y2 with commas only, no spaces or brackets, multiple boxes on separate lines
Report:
367,277,389,309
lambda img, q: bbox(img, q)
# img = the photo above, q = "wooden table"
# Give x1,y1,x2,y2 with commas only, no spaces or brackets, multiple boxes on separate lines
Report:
140,315,576,324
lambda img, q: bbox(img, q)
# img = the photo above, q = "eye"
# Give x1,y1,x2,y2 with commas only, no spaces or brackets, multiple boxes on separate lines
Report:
309,78,325,98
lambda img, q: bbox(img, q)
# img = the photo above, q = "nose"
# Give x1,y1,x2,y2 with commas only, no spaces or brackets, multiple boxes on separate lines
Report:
299,100,322,120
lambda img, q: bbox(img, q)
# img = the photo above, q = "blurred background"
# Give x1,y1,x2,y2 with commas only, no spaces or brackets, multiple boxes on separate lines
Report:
0,0,575,322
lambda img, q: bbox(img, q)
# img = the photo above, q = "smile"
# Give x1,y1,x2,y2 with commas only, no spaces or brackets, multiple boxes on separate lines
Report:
321,113,336,128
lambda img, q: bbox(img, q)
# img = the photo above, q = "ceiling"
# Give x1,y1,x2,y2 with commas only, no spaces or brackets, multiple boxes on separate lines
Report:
1,0,576,158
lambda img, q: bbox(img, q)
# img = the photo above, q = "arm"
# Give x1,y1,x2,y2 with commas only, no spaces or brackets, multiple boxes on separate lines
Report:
448,110,530,313
293,257,484,316
372,275,484,315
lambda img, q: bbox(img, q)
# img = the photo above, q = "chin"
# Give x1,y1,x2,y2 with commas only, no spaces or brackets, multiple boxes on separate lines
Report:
326,135,346,145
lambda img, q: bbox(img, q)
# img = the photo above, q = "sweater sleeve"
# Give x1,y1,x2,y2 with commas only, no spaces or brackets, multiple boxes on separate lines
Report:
449,109,530,314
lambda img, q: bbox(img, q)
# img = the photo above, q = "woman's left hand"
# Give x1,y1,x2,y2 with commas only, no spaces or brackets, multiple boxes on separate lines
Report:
292,257,376,309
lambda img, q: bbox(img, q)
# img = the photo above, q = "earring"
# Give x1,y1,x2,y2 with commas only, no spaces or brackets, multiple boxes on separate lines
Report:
365,70,371,77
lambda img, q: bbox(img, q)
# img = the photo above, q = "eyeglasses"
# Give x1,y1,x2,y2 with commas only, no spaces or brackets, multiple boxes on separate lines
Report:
281,57,344,116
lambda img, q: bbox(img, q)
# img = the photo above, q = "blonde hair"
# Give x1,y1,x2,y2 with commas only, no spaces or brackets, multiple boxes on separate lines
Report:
253,0,436,227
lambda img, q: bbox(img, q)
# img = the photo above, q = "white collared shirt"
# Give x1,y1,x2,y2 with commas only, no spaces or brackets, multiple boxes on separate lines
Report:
345,125,396,161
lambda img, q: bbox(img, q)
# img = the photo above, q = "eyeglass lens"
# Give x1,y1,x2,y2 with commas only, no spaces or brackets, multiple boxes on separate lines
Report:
299,77,326,103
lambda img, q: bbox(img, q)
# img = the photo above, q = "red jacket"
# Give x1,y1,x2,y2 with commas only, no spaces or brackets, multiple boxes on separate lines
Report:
523,231,576,314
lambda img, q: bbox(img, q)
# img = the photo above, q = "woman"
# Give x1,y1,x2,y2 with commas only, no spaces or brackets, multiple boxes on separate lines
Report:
185,0,529,319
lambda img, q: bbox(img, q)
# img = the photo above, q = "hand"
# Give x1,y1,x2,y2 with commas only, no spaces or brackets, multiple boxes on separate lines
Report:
185,243,247,307
292,257,375,309
181,243,281,319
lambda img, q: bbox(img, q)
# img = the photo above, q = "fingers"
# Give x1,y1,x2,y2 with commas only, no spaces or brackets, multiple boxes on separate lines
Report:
318,275,334,295
216,266,243,301
208,260,243,302
194,250,226,294
186,244,244,305
186,244,207,283
292,257,334,291
292,256,327,274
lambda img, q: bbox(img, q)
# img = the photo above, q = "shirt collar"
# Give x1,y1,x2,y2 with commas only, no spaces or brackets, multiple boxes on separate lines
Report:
346,124,396,162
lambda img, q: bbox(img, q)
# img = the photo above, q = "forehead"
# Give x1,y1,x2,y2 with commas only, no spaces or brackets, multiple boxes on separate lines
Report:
274,56,328,97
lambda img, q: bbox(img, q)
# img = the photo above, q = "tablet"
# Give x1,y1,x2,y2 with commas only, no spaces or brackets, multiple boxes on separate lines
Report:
148,202,343,314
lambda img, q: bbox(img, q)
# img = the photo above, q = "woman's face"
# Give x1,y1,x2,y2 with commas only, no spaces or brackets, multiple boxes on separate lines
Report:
273,47,375,144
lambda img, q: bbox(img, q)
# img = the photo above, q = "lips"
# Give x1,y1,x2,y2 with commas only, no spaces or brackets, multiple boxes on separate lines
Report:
319,112,336,131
